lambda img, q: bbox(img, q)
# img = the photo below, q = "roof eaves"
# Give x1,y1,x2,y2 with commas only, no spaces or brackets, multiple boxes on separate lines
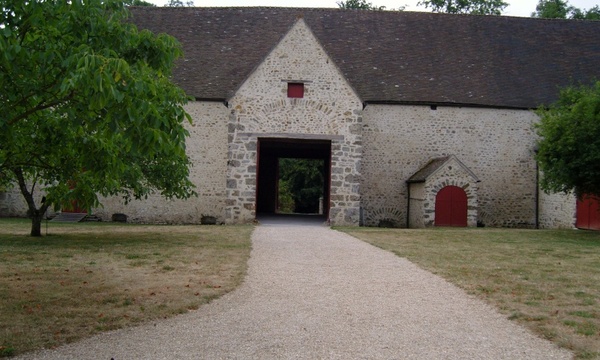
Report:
364,100,533,111
407,156,450,183
194,97,228,103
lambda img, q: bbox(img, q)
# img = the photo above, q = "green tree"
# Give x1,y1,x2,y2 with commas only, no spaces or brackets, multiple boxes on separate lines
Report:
337,0,390,10
572,5,600,20
166,0,195,6
417,0,508,14
535,81,600,198
531,0,600,19
0,0,195,236
278,158,324,214
531,0,573,18
571,5,600,19
277,179,295,213
125,0,156,6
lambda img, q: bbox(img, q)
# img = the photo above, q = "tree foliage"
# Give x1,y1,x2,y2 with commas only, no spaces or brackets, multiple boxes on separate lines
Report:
571,6,600,20
337,0,394,10
531,0,600,19
278,158,324,214
417,0,508,14
0,0,195,236
535,81,600,198
531,0,572,18
166,0,195,7
124,0,156,6
277,179,295,213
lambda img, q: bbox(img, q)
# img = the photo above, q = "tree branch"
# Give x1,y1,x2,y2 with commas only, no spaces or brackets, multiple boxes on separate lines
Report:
13,167,37,213
8,91,74,126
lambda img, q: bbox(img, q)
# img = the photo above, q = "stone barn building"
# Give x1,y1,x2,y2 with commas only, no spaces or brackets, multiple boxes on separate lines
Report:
2,7,600,228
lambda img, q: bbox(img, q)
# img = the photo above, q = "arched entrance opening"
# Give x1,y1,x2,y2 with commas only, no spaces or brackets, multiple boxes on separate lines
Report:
435,185,468,227
256,138,331,218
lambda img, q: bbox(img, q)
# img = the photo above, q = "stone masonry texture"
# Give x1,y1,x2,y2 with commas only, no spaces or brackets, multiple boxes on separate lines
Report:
361,105,539,228
225,19,363,226
94,101,229,224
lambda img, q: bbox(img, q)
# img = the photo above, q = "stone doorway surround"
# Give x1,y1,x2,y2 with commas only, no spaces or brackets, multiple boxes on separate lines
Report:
406,155,480,228
225,133,362,226
255,137,331,217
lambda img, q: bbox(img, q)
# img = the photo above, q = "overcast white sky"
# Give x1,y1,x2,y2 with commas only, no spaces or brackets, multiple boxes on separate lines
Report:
146,0,599,17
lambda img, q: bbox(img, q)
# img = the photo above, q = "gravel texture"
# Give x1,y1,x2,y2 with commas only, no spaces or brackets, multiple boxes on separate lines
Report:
19,223,572,359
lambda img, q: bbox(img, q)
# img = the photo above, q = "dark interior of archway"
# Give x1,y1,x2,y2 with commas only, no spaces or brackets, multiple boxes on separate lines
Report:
256,138,331,216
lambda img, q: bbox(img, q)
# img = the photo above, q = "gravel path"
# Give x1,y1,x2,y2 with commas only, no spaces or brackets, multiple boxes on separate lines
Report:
20,223,572,359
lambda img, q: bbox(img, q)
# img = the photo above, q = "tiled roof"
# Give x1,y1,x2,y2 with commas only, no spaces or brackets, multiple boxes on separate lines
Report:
407,155,480,183
407,156,450,183
129,7,600,109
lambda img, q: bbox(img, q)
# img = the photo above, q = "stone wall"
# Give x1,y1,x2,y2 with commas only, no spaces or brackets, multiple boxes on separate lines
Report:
0,187,29,217
225,19,363,225
538,189,576,229
1,98,581,228
0,185,58,219
94,101,229,223
361,105,540,228
408,182,425,228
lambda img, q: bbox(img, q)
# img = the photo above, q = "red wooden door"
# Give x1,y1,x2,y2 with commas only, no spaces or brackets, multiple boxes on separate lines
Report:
576,195,600,230
63,200,85,213
62,181,86,213
435,186,468,227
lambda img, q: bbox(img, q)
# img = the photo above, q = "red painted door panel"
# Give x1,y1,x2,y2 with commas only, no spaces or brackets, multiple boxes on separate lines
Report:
62,181,85,213
435,191,453,226
435,186,468,227
577,195,600,230
591,198,600,230
63,201,85,213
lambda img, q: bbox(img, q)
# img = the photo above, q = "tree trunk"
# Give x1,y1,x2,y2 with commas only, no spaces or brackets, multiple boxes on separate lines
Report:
12,167,49,237
30,213,43,237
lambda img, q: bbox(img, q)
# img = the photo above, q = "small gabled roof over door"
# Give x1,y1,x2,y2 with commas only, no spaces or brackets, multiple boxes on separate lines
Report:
407,155,479,184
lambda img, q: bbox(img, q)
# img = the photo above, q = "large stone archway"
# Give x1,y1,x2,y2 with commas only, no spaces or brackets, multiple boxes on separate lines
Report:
256,138,331,217
225,132,361,226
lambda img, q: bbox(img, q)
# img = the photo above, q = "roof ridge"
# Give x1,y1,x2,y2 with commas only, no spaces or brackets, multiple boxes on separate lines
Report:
129,7,600,108
129,6,600,21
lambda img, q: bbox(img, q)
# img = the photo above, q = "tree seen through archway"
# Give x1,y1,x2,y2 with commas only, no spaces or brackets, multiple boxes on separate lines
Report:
278,158,325,214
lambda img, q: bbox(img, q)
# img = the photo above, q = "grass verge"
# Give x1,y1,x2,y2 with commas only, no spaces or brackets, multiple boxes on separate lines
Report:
0,218,253,357
340,227,600,360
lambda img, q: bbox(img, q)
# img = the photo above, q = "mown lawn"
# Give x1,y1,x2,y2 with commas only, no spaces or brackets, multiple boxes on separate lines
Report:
341,227,600,359
0,219,253,357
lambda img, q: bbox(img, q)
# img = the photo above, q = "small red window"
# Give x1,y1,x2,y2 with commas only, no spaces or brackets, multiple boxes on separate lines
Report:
287,83,304,98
